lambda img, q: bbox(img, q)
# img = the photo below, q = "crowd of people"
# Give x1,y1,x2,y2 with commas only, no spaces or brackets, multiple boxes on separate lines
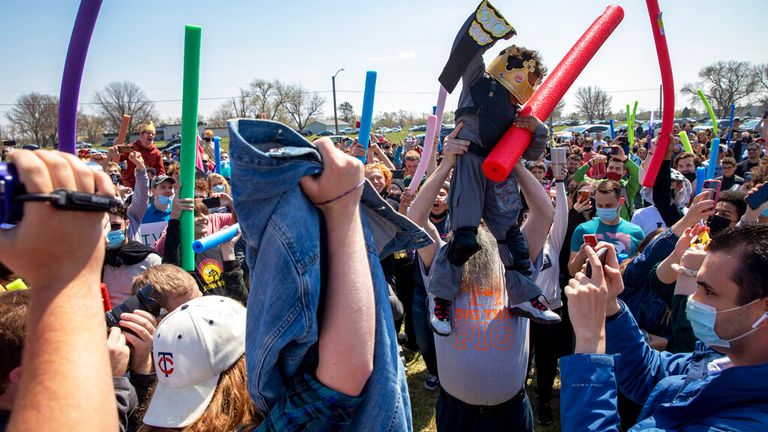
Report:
1,5,768,431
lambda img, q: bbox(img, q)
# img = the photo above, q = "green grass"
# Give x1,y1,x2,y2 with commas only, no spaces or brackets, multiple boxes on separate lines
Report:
405,347,562,431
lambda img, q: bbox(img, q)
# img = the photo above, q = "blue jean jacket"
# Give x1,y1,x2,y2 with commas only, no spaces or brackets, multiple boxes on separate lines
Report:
229,119,432,431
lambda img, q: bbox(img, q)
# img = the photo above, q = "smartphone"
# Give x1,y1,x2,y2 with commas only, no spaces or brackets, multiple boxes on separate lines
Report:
745,172,752,182
201,197,221,208
585,248,608,278
578,190,590,203
118,145,133,154
583,234,598,248
746,183,768,210
702,179,722,205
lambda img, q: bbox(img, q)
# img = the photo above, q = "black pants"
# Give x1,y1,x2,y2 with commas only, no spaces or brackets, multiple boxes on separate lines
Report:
529,304,575,403
436,388,533,432
393,255,417,348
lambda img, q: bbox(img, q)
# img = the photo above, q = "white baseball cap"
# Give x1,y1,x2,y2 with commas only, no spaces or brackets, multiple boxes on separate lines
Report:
142,295,246,428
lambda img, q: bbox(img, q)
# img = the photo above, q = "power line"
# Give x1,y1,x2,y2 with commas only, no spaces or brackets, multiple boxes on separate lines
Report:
0,87,662,107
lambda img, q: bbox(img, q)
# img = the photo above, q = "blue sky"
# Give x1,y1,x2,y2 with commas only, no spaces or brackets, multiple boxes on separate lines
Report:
1,0,766,127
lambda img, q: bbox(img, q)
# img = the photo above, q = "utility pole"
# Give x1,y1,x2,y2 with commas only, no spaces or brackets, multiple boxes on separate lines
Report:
332,68,344,134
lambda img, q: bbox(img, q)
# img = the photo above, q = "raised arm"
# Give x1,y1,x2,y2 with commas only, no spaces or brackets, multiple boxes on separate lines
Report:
3,150,118,431
516,162,555,261
300,138,374,397
408,125,469,271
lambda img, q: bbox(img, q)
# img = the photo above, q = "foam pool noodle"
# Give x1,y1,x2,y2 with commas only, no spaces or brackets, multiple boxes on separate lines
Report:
706,137,720,180
213,136,221,174
408,115,438,191
640,0,675,188
193,223,240,253
180,25,202,271
695,166,707,195
58,0,103,154
679,131,693,154
356,71,377,162
115,114,131,145
482,5,625,182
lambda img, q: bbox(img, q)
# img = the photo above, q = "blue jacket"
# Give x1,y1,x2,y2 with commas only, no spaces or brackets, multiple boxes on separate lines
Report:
620,228,677,335
230,119,432,431
560,301,768,431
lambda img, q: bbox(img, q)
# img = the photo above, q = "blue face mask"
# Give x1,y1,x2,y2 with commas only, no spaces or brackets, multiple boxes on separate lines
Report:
211,184,226,194
157,194,174,206
686,296,765,348
761,207,768,218
596,206,619,223
106,229,126,249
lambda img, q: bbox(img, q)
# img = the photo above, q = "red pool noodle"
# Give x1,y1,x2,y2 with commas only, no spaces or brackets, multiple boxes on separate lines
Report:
482,5,624,182
641,0,675,188
101,282,112,312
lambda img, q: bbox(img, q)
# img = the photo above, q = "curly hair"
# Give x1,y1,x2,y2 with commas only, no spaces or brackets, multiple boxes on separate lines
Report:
500,45,547,79
365,163,392,190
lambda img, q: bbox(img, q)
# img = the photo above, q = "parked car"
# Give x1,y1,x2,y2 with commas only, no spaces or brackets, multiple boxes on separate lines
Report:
317,130,334,136
555,124,610,141
740,117,762,134
342,127,357,134
76,141,92,148
391,126,402,133
157,136,181,150
409,125,427,132
693,119,730,133
299,130,313,136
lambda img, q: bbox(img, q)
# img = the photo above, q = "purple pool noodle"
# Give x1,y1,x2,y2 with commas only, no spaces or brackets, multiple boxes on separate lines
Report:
58,0,103,154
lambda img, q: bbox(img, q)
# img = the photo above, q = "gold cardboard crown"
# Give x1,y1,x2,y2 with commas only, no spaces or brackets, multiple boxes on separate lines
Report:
468,1,515,46
487,53,539,104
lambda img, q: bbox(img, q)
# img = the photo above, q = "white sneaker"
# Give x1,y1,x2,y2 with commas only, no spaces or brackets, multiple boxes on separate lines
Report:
428,293,452,336
509,295,561,324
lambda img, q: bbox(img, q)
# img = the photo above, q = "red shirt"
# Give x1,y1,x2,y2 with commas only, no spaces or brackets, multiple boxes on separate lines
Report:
120,140,166,188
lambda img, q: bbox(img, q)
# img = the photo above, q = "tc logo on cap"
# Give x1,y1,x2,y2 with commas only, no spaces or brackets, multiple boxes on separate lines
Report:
157,352,175,377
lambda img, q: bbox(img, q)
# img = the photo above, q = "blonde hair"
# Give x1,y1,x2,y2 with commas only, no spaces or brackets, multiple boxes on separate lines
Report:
138,356,261,432
207,173,231,195
404,150,421,162
131,264,198,306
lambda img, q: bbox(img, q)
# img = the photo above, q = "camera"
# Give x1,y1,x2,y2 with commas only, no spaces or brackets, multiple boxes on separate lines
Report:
0,163,25,225
105,284,162,329
0,162,120,225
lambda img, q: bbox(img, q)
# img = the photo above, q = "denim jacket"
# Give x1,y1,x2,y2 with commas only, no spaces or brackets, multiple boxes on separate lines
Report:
229,119,432,431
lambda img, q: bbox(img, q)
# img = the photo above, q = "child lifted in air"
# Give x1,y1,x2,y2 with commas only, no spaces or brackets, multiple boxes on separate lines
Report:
428,0,560,336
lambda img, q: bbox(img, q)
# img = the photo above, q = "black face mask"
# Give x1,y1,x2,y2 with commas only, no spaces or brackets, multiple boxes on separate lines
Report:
682,172,697,184
203,137,212,142
110,173,121,185
708,214,732,236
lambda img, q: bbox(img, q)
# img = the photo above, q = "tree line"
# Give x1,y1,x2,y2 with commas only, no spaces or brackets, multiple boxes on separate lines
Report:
3,61,767,145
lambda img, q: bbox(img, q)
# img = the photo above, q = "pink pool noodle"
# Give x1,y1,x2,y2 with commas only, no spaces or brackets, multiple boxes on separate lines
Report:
482,5,624,182
641,0,675,188
408,115,438,191
435,85,448,127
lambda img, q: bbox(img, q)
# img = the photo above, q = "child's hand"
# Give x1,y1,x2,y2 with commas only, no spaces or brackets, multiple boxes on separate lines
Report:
513,115,544,133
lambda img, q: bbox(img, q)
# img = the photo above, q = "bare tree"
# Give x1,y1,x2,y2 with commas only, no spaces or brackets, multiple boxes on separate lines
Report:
339,102,355,122
681,61,759,117
4,92,58,147
754,63,768,107
76,111,105,144
207,103,235,128
281,84,324,131
92,81,158,136
574,86,612,122
551,99,567,120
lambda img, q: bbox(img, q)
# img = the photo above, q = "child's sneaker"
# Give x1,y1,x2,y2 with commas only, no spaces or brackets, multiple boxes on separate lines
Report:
428,294,452,336
509,295,561,324
424,374,440,391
